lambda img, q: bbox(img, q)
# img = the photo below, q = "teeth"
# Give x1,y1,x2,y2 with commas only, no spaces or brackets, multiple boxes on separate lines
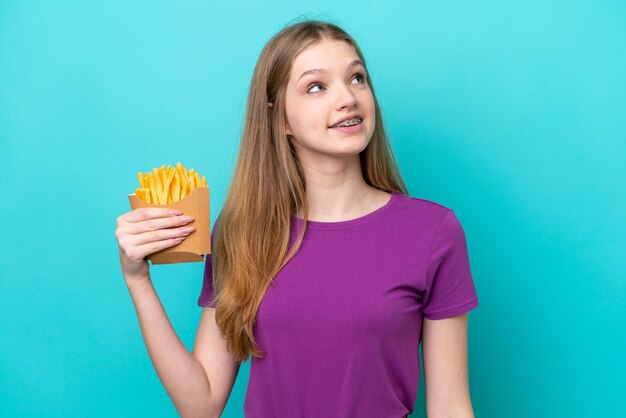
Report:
334,117,362,128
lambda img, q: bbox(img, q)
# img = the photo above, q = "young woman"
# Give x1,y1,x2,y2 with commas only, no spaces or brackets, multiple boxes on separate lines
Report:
116,19,479,418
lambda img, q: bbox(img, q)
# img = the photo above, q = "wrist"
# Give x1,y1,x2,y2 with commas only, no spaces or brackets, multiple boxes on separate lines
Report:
124,274,152,290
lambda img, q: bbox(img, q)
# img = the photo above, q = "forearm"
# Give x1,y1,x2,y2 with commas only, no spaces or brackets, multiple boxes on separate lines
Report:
126,277,213,417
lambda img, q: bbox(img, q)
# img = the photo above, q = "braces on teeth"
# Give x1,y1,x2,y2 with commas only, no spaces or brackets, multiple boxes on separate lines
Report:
334,118,362,127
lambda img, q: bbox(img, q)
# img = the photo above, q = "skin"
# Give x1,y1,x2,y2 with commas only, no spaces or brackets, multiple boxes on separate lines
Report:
283,38,391,221
423,313,475,417
284,39,475,416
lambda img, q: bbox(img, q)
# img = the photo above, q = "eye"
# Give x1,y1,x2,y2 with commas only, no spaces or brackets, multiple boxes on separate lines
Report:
353,72,367,84
306,71,368,94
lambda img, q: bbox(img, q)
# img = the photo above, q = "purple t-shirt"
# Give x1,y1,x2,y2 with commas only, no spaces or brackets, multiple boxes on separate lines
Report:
198,191,479,417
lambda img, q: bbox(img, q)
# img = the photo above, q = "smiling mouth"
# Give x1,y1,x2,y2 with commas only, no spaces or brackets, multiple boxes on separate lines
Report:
329,117,363,129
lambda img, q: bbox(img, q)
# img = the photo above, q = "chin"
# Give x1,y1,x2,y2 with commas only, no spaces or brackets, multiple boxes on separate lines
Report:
332,138,370,155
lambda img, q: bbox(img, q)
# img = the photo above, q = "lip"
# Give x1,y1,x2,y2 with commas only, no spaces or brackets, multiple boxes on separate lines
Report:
331,121,362,134
329,113,363,128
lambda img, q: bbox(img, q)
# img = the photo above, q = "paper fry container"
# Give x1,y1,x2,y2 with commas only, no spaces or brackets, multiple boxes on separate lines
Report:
127,186,211,265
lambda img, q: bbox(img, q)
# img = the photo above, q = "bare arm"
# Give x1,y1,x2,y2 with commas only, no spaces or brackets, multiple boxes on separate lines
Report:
126,277,214,417
192,306,241,416
422,312,475,418
117,208,239,417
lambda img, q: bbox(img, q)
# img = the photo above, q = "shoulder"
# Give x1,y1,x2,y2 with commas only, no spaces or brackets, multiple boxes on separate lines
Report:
391,192,453,227
394,195,470,260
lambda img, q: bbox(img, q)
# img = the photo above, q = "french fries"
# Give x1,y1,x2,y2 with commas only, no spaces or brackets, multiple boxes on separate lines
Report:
134,162,206,204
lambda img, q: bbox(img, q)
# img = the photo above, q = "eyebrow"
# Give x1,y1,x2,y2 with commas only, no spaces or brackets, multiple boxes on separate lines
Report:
297,59,365,83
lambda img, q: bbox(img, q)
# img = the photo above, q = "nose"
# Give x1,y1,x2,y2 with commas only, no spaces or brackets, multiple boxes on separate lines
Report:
334,81,358,110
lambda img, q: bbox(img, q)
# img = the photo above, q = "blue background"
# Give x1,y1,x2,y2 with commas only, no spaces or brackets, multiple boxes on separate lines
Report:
1,1,624,417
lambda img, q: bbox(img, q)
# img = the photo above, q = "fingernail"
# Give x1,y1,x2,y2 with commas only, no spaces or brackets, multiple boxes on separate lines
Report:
180,216,194,223
170,210,183,215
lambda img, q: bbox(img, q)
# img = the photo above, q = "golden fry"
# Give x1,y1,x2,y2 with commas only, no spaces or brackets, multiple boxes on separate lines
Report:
152,168,163,203
161,167,176,204
181,176,188,199
135,163,205,204
149,174,159,204
144,187,152,204
188,168,195,191
181,170,188,196
173,172,181,202
189,171,196,190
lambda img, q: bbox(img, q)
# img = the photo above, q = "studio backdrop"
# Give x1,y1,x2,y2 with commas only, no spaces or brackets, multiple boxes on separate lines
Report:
1,1,624,417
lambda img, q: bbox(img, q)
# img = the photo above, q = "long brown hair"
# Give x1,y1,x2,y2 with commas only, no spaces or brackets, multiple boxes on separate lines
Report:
208,18,408,363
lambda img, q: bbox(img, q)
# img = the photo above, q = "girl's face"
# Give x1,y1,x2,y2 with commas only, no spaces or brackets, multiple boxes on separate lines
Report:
283,39,376,160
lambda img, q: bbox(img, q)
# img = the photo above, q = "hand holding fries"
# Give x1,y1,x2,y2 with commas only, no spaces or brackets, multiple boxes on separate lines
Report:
115,208,196,283
127,162,211,265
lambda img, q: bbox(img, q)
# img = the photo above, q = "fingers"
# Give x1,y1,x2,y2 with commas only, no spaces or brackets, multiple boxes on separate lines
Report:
116,219,195,261
116,207,195,270
118,208,194,233
115,207,195,253
129,236,189,260
128,214,194,235
130,223,195,247
124,207,181,223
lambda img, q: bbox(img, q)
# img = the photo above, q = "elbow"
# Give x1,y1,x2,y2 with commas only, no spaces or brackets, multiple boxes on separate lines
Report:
173,389,218,418
176,404,220,418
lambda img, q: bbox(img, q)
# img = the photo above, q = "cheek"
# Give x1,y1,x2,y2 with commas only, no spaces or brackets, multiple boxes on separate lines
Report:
295,110,326,133
366,99,376,128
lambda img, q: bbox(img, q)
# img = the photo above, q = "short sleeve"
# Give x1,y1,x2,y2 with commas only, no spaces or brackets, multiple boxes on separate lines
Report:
197,254,216,307
197,218,219,308
422,210,479,319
